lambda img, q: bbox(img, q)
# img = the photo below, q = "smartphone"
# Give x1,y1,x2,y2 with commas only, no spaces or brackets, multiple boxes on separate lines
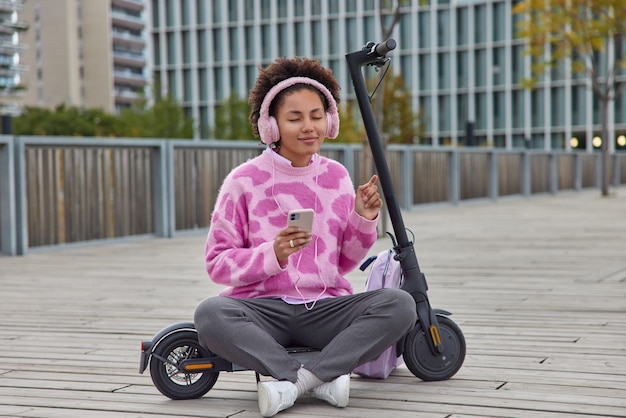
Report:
287,209,314,234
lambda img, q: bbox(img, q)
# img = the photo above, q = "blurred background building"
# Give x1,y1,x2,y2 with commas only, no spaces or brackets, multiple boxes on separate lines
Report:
0,0,27,122
17,0,148,113
13,0,626,150
148,0,625,151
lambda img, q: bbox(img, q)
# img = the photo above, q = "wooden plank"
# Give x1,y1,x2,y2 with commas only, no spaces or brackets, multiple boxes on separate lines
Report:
0,189,625,417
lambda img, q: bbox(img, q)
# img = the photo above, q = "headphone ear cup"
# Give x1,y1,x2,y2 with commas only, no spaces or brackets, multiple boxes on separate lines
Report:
325,111,340,139
267,116,280,144
259,115,280,145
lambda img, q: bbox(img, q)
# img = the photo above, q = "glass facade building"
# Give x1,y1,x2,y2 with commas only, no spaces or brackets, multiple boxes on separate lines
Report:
149,0,626,151
0,0,27,116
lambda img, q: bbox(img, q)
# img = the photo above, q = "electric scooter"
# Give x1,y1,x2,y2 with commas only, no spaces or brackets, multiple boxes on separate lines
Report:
139,39,466,401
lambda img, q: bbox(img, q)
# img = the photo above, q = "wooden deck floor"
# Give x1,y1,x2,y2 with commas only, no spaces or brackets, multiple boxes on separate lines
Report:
1,188,625,418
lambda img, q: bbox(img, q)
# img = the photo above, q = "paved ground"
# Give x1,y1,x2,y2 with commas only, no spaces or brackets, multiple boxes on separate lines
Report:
0,187,625,417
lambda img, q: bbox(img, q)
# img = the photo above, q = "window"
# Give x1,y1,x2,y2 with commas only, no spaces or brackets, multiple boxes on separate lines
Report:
213,29,223,62
181,0,190,26
438,94,451,131
328,20,339,54
229,27,239,60
531,89,545,127
230,66,240,96
475,48,487,87
494,91,505,129
311,20,321,56
401,55,413,88
311,1,321,15
474,5,487,44
198,68,207,100
152,0,160,26
493,1,506,42
278,23,288,56
167,69,177,97
153,34,160,65
551,87,564,127
245,26,255,60
399,14,411,50
437,53,450,89
212,0,222,23
277,0,287,18
419,53,431,90
228,0,238,21
182,31,191,64
437,10,449,47
166,0,176,26
167,32,176,65
183,69,192,101
244,0,255,21
512,90,524,129
418,12,430,49
457,51,468,88
295,22,306,55
476,92,487,129
345,18,357,54
197,30,207,63
512,45,524,84
214,67,224,101
261,0,271,19
456,7,468,46
196,0,206,24
261,25,272,59
493,47,505,85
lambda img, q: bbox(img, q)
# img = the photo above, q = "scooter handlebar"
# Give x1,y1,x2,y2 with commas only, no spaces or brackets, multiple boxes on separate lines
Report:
371,39,396,57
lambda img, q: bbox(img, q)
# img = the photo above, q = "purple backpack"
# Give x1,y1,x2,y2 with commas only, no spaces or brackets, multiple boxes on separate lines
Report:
353,249,404,379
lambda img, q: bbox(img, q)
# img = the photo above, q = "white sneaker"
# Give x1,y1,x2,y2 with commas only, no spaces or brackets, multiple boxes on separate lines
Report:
310,374,350,407
257,380,298,417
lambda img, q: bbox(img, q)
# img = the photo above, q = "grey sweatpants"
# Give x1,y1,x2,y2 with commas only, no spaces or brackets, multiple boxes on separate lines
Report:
194,288,417,383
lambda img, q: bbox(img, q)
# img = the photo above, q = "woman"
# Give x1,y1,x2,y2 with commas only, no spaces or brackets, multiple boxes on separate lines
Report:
194,57,416,417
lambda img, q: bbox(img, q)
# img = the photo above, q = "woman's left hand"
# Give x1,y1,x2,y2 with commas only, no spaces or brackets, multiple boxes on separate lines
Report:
355,175,382,220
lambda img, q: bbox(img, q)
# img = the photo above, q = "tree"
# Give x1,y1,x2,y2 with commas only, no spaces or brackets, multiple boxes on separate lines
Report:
513,0,626,196
210,94,254,140
372,74,425,145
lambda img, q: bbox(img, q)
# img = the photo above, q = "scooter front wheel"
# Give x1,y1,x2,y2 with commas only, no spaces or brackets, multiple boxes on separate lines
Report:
149,330,219,400
403,315,466,381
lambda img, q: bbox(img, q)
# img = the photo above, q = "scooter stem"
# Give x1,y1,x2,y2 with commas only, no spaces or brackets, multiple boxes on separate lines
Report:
345,40,443,355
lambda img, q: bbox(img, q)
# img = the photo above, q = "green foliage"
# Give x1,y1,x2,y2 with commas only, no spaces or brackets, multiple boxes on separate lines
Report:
369,74,425,144
337,100,365,144
210,94,254,140
513,0,626,95
13,96,194,139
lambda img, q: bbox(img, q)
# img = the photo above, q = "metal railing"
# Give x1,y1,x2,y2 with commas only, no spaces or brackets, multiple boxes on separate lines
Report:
1,135,624,256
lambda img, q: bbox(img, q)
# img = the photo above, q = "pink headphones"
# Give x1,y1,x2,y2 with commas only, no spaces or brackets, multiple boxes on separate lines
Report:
257,76,340,145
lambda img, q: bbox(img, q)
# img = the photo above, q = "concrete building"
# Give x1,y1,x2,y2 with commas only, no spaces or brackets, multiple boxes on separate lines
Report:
18,0,148,113
149,0,625,151
0,0,27,119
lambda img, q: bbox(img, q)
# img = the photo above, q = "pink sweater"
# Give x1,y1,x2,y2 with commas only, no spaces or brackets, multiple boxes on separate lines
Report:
205,149,378,300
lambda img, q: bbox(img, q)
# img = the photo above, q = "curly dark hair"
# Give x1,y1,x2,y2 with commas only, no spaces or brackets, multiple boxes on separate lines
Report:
248,57,341,138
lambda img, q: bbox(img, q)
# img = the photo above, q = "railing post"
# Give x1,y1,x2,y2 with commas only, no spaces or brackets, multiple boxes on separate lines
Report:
0,137,16,255
342,144,355,185
14,137,28,255
521,151,531,197
152,141,172,238
400,145,413,210
488,150,498,201
549,153,558,194
449,149,460,205
574,153,582,190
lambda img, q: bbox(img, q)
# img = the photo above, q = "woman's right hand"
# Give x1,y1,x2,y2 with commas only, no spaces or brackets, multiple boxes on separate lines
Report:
274,227,312,264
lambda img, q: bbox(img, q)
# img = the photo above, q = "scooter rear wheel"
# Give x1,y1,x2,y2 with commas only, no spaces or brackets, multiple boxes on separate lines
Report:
403,315,466,381
149,330,219,400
